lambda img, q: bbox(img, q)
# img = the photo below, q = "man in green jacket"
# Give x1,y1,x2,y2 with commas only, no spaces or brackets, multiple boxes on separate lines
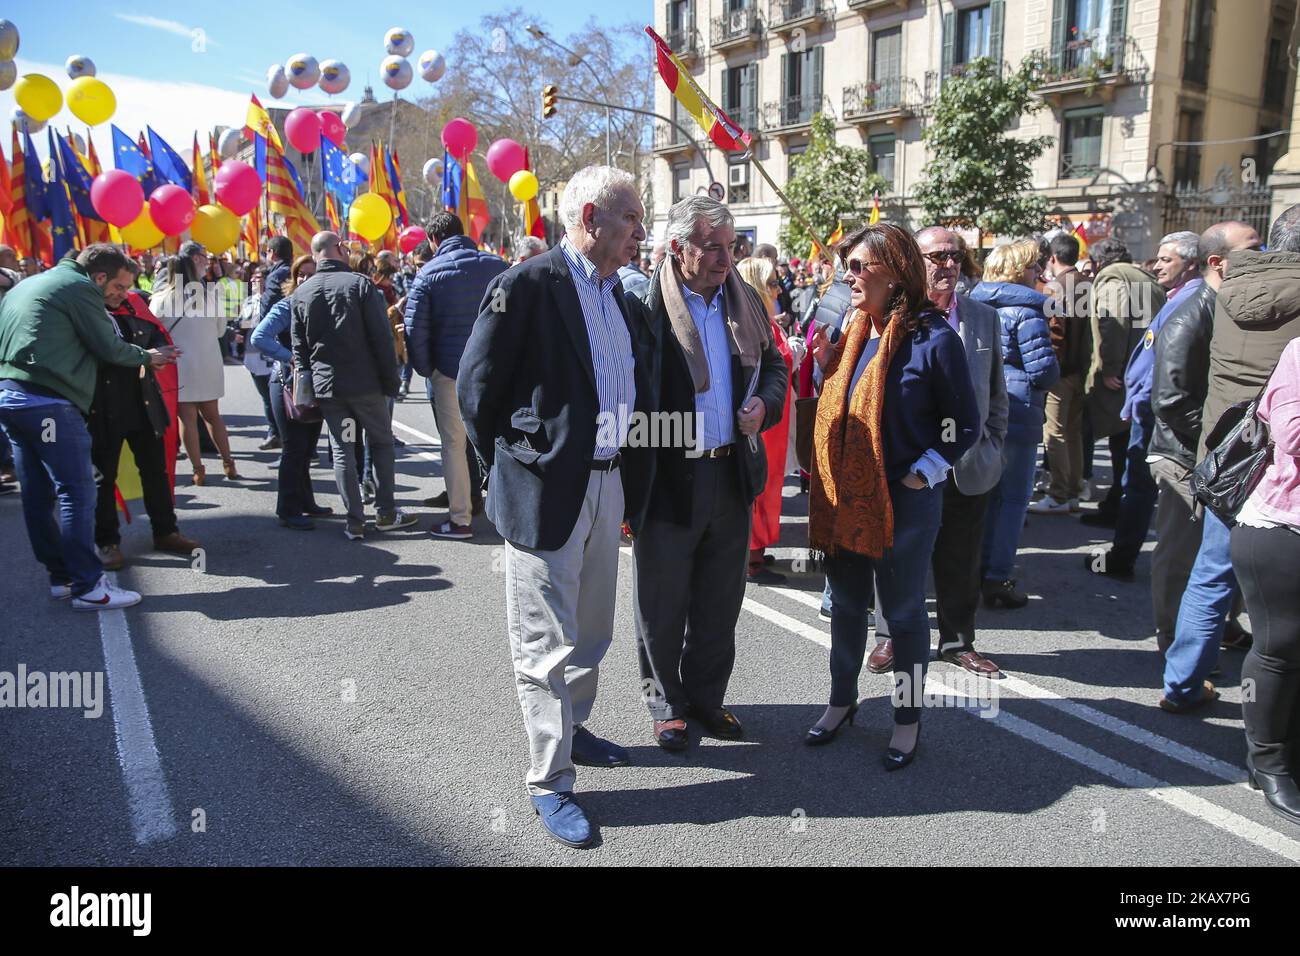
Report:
0,245,179,610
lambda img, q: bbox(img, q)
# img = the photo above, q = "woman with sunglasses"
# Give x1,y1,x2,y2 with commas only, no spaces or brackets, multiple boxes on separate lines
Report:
806,222,979,769
970,239,1060,607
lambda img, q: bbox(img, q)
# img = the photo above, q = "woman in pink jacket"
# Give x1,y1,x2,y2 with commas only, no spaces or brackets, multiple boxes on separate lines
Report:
1231,335,1300,826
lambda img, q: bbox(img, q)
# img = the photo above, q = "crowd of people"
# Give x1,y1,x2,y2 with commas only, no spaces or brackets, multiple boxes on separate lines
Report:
1,171,1297,849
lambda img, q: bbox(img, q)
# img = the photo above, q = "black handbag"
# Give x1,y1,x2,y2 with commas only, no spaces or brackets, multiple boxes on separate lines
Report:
1189,375,1275,526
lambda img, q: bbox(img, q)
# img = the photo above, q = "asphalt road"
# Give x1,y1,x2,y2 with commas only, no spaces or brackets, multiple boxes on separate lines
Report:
2,365,1296,866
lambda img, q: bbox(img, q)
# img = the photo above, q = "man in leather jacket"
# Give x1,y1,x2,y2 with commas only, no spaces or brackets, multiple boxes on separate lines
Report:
1148,221,1261,651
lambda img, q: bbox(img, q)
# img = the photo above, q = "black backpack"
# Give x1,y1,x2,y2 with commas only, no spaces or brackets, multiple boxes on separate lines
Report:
1189,371,1276,526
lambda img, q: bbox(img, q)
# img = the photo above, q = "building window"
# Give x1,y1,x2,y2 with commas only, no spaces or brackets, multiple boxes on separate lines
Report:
780,47,824,125
868,134,895,190
1264,24,1288,108
1182,0,1213,87
723,63,758,131
1059,107,1103,179
957,4,993,64
1172,109,1203,188
672,162,690,202
786,144,807,178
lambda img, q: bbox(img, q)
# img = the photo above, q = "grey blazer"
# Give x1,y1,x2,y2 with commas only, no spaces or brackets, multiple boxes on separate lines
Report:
950,294,1009,496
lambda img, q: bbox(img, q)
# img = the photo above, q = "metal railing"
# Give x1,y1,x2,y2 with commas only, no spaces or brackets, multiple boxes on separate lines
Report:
843,75,920,116
1059,149,1101,179
666,27,701,59
769,0,830,29
720,105,758,135
1029,33,1143,86
653,121,692,151
711,7,761,47
762,93,827,130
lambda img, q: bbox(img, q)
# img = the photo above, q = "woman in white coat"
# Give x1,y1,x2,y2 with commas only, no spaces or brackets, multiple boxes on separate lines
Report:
152,242,240,484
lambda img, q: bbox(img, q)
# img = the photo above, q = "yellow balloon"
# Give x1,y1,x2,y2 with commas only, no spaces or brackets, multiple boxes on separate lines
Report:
349,192,392,242
14,74,62,123
120,208,164,251
67,76,116,126
509,170,539,203
191,204,240,254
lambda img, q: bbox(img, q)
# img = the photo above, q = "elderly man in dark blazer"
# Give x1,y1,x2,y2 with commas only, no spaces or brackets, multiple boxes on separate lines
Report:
457,166,659,850
628,195,788,752
870,226,1009,677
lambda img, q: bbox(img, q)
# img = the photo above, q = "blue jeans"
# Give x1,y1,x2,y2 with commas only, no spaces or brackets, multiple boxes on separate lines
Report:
825,481,943,726
0,402,102,595
0,424,12,470
1112,409,1158,566
1163,509,1235,703
981,436,1037,582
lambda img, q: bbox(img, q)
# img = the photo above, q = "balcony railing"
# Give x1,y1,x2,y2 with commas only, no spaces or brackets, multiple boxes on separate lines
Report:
711,7,762,49
653,121,694,152
720,105,759,137
847,0,909,12
1029,33,1144,92
761,93,828,132
843,75,921,119
769,0,831,32
666,27,701,61
1060,149,1101,180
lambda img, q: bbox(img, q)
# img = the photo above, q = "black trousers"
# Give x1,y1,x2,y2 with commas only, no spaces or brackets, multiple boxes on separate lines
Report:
875,482,990,655
1232,523,1300,776
277,417,323,518
93,426,177,547
1099,431,1128,515
633,458,751,720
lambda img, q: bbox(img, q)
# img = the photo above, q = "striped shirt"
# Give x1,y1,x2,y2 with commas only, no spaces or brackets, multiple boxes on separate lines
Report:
560,238,636,460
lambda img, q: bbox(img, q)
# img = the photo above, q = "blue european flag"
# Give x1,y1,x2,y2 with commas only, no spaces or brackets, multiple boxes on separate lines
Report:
47,128,79,261
22,127,48,221
442,150,461,213
112,125,160,195
147,127,193,193
321,137,361,200
55,132,102,220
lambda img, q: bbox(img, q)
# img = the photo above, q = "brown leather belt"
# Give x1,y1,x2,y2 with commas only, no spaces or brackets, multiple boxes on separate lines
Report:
699,444,734,459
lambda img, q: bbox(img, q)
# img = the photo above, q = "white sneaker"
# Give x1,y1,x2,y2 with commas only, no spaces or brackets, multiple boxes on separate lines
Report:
1069,498,1082,513
49,583,72,601
1027,496,1074,515
1078,480,1095,502
71,575,142,610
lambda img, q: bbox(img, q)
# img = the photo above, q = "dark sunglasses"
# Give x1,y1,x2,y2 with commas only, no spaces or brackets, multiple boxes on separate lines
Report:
923,250,962,265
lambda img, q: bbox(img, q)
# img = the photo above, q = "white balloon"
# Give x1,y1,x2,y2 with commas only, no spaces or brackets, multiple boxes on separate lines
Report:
340,102,362,128
0,19,19,61
381,55,413,91
285,53,320,90
267,64,289,99
349,152,370,176
11,106,45,135
65,55,96,79
384,27,414,57
418,50,446,83
69,132,86,155
218,128,242,160
0,61,15,92
422,157,444,186
319,59,350,95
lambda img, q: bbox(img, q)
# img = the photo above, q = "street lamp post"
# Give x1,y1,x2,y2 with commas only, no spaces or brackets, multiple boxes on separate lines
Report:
526,24,612,167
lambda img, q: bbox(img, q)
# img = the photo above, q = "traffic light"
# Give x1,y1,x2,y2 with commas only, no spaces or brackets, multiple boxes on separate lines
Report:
542,84,559,119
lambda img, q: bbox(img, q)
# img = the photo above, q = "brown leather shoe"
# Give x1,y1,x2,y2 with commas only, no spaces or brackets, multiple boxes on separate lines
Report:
97,544,125,571
653,719,689,751
940,649,1002,677
154,532,200,555
866,638,894,674
1158,680,1219,714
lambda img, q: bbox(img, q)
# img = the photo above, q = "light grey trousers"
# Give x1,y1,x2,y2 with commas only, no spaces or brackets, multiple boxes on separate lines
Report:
505,467,624,796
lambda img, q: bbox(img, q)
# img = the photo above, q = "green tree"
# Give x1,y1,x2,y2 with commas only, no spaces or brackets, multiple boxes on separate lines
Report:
913,57,1053,246
777,112,888,259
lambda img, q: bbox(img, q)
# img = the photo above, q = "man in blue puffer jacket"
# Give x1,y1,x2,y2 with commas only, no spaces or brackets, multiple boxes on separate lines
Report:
969,239,1061,605
405,211,508,539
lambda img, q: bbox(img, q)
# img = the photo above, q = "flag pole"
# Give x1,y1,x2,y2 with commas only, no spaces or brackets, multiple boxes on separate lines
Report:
745,153,835,264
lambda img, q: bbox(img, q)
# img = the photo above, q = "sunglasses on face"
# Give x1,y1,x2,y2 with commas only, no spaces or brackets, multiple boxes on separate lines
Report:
844,257,885,276
923,250,962,265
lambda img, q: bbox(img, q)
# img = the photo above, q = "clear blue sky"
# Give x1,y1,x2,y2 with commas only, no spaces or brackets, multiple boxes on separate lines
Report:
3,2,653,159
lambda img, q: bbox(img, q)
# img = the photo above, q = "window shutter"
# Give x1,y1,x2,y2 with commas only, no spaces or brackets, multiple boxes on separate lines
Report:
781,52,791,100
741,63,757,120
1110,0,1129,37
1050,0,1066,54
811,46,825,105
989,0,1006,69
941,11,956,77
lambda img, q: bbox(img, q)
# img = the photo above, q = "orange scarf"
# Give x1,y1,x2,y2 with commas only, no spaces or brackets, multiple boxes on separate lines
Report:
809,309,907,558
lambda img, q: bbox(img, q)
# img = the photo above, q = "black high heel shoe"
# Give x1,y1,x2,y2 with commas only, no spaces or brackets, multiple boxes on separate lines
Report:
883,724,922,771
804,703,858,746
1247,754,1300,825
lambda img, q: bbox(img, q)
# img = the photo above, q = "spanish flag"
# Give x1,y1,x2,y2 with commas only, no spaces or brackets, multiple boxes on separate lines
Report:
810,220,844,263
192,133,210,205
1072,221,1089,259
523,147,545,241
647,26,751,152
868,192,881,225
460,158,490,246
245,94,283,154
368,140,401,250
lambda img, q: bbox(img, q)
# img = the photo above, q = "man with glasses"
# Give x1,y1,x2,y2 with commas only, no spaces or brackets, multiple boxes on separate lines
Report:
869,227,1009,678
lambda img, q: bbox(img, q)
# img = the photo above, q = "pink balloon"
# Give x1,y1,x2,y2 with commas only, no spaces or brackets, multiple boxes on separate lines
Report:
285,107,322,154
213,160,261,217
149,185,196,237
441,118,477,158
486,138,527,183
399,225,427,254
319,109,347,148
90,169,145,227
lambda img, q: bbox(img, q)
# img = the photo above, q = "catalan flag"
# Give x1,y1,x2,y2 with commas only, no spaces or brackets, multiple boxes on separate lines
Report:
323,192,341,234
0,137,11,219
266,140,319,256
385,146,408,228
10,127,52,264
78,132,113,245
192,133,210,205
368,140,400,249
646,26,751,152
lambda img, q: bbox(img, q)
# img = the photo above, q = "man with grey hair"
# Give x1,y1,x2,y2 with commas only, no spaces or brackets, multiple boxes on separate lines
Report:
1086,232,1200,579
514,235,547,263
628,194,787,752
458,166,658,849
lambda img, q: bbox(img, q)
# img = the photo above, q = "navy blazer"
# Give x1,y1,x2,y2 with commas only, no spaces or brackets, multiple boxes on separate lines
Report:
457,245,662,551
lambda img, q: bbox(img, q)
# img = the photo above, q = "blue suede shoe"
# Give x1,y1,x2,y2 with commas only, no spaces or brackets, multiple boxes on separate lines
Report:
531,792,593,848
571,726,630,767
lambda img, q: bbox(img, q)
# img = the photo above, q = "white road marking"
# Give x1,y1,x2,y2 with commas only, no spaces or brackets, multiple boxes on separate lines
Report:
391,420,443,466
97,575,178,845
